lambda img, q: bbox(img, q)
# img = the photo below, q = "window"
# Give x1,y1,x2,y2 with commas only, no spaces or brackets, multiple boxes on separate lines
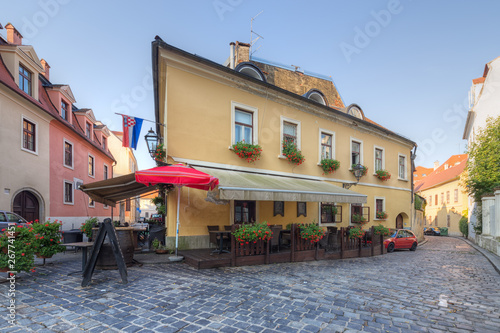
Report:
273,201,284,217
351,140,361,165
234,201,256,224
446,191,450,204
375,148,383,171
85,122,91,139
89,197,95,208
19,64,32,95
88,154,95,177
23,118,36,152
234,109,253,144
64,140,73,168
104,165,108,180
321,203,341,224
454,189,459,202
297,202,307,217
441,193,444,204
398,155,407,179
61,100,68,120
428,196,432,207
64,181,73,204
283,121,297,145
447,215,450,227
321,132,333,159
375,198,385,219
351,204,370,223
435,195,438,206
102,136,107,150
126,199,131,212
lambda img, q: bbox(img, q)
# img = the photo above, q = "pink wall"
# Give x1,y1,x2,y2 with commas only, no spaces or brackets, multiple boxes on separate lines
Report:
49,120,117,225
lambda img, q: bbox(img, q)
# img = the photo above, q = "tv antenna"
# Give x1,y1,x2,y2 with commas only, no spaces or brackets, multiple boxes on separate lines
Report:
250,11,264,58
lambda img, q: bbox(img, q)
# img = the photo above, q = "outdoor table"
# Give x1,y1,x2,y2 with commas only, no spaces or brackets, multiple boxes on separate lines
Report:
63,242,94,272
209,230,231,254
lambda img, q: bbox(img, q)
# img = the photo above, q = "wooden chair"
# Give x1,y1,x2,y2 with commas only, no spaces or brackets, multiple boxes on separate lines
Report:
207,225,219,248
270,226,282,252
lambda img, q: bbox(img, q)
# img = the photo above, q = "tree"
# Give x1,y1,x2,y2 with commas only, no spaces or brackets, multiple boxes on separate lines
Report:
466,116,500,201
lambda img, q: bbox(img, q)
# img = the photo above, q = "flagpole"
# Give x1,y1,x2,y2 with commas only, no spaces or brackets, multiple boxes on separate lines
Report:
115,113,165,127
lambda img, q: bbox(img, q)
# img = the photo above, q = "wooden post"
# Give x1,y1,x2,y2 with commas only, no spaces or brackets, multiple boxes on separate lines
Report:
265,238,270,265
290,224,296,262
371,226,374,256
340,227,344,259
230,225,236,266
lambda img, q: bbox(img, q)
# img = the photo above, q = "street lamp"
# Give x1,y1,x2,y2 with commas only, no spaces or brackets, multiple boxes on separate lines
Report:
343,163,365,189
144,128,160,159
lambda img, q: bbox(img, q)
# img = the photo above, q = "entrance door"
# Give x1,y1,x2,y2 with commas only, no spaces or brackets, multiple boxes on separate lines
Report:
13,191,39,223
234,201,256,224
396,213,403,229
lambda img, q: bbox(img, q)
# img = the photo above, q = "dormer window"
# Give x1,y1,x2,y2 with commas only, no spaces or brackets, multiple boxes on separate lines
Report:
102,136,107,150
234,62,267,82
19,64,32,96
304,89,327,106
85,122,91,139
347,104,364,120
61,100,68,120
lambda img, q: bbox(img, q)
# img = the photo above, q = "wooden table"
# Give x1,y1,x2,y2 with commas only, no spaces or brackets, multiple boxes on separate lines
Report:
209,231,231,254
63,242,94,271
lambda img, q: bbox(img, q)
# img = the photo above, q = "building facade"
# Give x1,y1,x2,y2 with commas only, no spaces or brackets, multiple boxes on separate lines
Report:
152,38,417,249
415,155,468,236
0,23,117,229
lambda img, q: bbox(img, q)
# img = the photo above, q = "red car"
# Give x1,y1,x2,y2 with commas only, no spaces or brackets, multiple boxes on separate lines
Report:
384,229,418,252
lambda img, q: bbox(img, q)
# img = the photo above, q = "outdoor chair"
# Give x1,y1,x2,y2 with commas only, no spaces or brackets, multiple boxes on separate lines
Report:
270,225,282,252
207,225,220,248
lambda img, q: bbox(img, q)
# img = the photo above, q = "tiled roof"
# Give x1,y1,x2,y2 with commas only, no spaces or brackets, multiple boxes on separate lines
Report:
415,157,467,192
432,154,468,174
472,77,485,84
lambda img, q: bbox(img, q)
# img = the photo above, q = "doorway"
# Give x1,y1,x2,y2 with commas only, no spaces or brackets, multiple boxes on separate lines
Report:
234,201,256,224
13,190,39,222
396,213,403,229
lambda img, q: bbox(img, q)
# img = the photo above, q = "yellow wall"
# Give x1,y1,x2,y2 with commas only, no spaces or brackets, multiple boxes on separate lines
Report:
158,48,415,247
419,178,467,235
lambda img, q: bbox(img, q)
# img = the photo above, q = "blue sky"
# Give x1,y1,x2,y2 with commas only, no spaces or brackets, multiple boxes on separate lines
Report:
3,0,500,170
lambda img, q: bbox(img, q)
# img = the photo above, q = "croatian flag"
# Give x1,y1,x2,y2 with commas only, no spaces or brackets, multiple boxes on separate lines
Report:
122,115,143,149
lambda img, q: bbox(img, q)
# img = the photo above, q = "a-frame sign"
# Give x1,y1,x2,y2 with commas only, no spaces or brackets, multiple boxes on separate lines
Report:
82,219,128,287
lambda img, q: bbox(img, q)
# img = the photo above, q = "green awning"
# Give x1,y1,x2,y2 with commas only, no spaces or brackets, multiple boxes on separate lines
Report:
195,167,367,204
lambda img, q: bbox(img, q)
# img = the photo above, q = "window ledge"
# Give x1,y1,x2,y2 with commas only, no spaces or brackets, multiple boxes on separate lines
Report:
278,155,287,160
398,178,409,182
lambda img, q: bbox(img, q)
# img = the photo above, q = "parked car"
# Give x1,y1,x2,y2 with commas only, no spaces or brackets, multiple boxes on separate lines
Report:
384,229,418,252
0,211,29,231
424,227,440,236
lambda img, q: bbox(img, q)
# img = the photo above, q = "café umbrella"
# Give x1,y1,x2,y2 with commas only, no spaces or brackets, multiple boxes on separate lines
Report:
135,164,219,257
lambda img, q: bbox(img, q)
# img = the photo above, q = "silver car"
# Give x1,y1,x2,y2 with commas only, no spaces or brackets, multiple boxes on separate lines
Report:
0,211,29,231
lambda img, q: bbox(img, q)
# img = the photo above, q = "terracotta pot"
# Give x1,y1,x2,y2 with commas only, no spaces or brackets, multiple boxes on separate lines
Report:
155,249,169,254
36,253,53,259
0,266,9,272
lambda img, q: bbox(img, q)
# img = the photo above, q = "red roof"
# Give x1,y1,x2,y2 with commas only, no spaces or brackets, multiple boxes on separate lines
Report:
472,77,485,84
415,156,467,192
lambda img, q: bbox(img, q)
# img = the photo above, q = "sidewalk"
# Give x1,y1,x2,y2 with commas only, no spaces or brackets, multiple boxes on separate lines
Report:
456,236,500,274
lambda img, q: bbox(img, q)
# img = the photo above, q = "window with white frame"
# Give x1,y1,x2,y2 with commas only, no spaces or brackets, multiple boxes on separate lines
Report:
398,154,407,179
374,147,384,171
102,136,107,151
441,192,444,204
64,140,73,168
446,191,450,204
351,139,363,165
320,130,334,160
280,116,301,154
64,181,74,204
89,197,95,207
375,197,385,219
454,189,459,202
22,117,37,153
231,102,258,145
19,64,32,96
88,154,95,177
61,100,68,120
85,122,91,139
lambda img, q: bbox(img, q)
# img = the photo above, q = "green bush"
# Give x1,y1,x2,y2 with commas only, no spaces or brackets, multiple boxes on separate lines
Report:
459,216,469,237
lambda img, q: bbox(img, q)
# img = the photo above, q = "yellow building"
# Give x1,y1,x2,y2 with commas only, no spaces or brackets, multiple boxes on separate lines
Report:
415,155,468,236
152,38,417,249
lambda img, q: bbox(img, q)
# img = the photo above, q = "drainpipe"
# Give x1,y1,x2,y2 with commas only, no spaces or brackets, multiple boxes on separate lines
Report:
230,42,235,69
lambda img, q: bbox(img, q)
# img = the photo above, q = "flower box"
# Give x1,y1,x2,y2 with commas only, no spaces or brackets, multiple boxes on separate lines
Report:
320,159,340,174
376,211,388,220
232,141,262,163
282,141,305,165
375,170,391,181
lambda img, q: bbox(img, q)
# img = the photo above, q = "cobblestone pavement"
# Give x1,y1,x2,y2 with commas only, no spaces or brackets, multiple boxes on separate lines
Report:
1,236,499,333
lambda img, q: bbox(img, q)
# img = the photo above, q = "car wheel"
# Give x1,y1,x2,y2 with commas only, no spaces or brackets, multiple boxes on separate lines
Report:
410,242,417,251
387,243,395,253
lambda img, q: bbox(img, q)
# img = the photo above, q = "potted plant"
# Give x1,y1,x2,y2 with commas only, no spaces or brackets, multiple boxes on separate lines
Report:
320,159,340,174
80,217,98,240
32,219,65,258
376,211,388,220
298,223,325,243
151,196,166,215
282,141,305,165
151,238,171,254
232,222,272,246
154,143,166,165
349,226,365,239
352,214,367,224
373,224,391,237
232,141,262,163
375,169,391,181
350,164,368,177
0,224,36,273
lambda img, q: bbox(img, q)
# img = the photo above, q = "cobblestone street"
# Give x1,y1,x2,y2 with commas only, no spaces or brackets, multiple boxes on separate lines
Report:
1,236,499,333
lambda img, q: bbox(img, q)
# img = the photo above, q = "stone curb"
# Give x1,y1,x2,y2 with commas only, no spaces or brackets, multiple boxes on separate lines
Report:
452,236,500,275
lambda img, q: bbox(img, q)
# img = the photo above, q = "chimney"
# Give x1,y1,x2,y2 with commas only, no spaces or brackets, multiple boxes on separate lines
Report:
41,59,50,80
433,160,440,170
235,41,250,64
5,23,22,45
229,42,235,69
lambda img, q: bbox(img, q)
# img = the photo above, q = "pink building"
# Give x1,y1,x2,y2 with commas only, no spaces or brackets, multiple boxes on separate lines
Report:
0,22,117,229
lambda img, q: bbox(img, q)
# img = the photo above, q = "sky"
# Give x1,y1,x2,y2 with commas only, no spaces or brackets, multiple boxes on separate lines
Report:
3,0,500,170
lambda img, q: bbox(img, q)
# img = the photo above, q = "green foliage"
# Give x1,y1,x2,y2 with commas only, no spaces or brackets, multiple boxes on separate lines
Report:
352,214,367,224
375,169,391,181
232,222,272,244
32,220,65,257
376,211,388,219
459,216,469,237
154,143,166,165
349,226,365,239
320,159,340,174
232,141,262,163
81,217,98,238
298,223,325,243
466,116,500,201
414,194,425,210
151,196,166,215
373,224,391,236
282,141,305,165
0,224,36,273
350,164,368,177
